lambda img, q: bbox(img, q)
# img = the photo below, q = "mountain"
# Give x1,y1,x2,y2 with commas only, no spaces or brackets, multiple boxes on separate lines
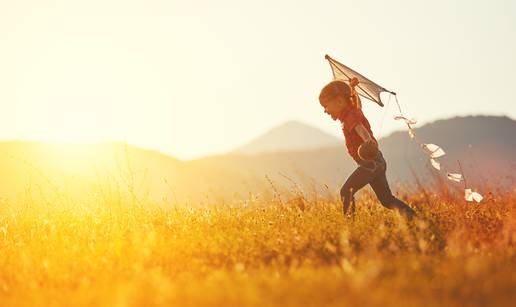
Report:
377,115,516,189
0,116,514,205
232,120,340,154
192,115,516,195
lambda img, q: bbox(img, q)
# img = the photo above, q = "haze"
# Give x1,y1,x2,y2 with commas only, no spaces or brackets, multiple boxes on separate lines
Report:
1,0,515,159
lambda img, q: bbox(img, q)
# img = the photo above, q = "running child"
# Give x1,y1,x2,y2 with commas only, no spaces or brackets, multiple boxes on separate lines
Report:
318,78,415,219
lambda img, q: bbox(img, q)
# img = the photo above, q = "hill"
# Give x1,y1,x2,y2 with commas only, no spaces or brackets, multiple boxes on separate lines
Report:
191,115,516,196
232,120,340,154
0,116,514,204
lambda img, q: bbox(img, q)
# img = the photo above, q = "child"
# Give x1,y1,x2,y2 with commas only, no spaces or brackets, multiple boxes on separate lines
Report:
318,79,415,219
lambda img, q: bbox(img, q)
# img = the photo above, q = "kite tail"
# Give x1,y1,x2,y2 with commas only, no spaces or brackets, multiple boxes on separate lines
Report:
392,94,483,203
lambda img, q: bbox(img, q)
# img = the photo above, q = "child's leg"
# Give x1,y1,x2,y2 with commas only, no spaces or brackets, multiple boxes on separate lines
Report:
369,171,415,219
340,166,377,216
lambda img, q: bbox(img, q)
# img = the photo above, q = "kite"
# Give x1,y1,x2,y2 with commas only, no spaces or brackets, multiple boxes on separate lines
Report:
324,54,483,203
325,54,394,107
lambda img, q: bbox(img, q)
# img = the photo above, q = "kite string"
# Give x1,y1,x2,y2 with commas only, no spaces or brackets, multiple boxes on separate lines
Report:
393,92,403,115
376,93,392,139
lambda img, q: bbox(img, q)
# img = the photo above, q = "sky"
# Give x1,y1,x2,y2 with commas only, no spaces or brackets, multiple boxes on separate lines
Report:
1,0,515,159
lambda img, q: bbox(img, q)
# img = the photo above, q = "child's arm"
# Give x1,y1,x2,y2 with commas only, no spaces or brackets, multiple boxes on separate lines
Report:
349,78,362,109
353,93,362,109
355,123,373,143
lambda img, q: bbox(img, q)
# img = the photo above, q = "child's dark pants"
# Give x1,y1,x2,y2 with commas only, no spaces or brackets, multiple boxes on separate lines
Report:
340,151,414,218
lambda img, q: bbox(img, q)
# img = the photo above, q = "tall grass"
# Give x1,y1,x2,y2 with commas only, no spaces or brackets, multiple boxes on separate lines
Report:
0,182,514,306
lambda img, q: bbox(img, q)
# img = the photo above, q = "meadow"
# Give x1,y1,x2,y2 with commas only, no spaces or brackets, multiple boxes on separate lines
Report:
0,182,514,307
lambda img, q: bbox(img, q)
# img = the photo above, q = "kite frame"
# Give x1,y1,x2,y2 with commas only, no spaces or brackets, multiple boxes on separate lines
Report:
325,54,396,107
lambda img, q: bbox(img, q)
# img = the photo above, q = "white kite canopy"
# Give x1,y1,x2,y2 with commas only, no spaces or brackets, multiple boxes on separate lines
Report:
325,54,395,107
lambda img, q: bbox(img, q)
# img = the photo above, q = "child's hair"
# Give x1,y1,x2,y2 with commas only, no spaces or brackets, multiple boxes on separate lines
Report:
319,80,352,106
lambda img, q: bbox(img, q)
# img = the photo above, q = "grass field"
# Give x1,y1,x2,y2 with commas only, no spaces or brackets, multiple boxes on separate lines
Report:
0,186,515,307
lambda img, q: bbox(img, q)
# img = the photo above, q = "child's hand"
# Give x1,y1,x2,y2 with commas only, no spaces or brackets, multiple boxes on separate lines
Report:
349,77,359,88
358,140,379,161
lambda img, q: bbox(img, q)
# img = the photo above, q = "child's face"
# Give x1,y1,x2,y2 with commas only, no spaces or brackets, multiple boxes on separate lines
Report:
322,96,350,121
